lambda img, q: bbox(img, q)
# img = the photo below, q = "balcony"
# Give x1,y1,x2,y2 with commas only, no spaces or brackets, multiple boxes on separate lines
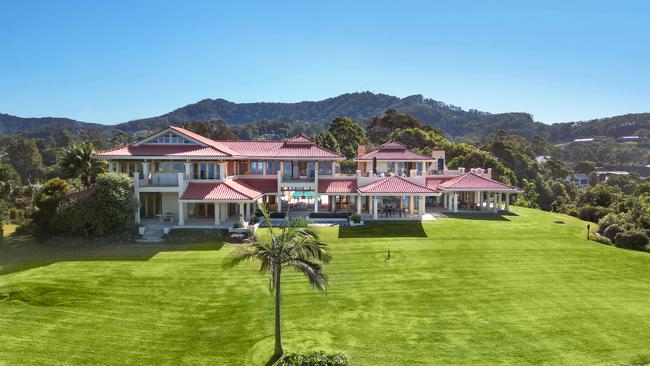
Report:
141,172,180,187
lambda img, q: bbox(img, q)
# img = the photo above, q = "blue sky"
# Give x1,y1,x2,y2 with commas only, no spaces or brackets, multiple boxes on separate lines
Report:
1,0,649,124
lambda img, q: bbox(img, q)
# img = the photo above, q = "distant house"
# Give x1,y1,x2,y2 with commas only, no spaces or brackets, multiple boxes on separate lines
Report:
570,173,590,188
597,170,629,182
574,138,594,143
92,127,522,227
535,155,551,164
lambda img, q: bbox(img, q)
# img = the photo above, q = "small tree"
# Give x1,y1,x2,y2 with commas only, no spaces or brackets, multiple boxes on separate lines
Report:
226,203,331,360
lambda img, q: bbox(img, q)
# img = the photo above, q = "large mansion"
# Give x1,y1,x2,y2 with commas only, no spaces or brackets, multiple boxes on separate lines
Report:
92,126,522,228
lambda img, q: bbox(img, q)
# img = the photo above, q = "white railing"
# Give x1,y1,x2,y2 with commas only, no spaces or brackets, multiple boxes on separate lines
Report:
142,172,179,186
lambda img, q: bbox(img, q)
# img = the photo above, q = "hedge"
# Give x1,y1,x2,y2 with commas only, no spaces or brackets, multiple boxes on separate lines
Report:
276,351,351,366
614,230,649,251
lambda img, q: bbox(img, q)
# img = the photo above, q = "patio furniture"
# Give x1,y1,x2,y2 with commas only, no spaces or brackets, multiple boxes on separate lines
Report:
156,212,175,224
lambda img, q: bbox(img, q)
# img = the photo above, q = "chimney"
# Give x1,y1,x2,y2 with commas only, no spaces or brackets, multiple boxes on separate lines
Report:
357,144,366,157
459,167,465,173
486,168,492,179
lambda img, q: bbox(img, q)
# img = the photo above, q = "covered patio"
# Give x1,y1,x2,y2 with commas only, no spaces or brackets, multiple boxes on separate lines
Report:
435,172,523,213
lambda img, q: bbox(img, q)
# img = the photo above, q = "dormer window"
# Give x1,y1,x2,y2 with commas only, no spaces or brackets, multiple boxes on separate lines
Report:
149,132,196,144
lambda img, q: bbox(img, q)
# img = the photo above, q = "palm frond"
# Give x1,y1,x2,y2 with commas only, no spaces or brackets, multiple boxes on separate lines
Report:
285,257,329,293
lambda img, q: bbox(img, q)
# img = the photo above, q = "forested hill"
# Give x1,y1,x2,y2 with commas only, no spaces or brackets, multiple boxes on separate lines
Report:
1,92,649,142
117,92,548,139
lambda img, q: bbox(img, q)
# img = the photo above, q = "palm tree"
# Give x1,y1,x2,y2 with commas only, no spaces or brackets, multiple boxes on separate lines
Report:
59,142,106,189
225,204,331,359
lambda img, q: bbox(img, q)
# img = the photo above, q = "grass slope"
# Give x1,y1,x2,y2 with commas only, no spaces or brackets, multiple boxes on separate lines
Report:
1,208,649,365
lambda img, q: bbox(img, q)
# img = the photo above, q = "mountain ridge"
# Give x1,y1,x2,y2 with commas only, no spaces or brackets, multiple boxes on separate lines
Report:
1,92,649,142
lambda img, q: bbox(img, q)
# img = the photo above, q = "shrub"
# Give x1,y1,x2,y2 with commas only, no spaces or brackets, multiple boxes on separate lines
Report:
577,205,611,223
350,213,361,223
309,212,351,219
33,178,71,231
276,351,351,366
614,230,649,251
50,173,136,236
603,224,624,242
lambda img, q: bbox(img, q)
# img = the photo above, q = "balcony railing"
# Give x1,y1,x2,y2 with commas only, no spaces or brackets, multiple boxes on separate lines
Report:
141,172,180,187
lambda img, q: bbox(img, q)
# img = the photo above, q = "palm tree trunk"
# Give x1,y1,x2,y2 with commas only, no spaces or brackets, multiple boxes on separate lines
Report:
274,266,283,357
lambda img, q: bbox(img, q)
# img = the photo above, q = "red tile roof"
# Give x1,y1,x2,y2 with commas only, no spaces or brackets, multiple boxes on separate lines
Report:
284,134,314,145
425,176,455,190
220,140,344,159
168,126,241,156
180,180,263,201
318,179,357,193
94,144,230,157
357,176,438,194
355,140,432,161
438,172,521,191
378,140,407,149
235,178,278,193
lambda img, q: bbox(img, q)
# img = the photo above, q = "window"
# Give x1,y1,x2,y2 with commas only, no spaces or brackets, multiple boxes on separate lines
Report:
155,161,184,173
192,162,220,179
266,160,280,175
149,132,196,144
416,162,423,175
397,162,405,174
251,161,264,175
387,162,395,173
283,161,292,179
318,161,333,175
238,161,249,175
437,158,445,171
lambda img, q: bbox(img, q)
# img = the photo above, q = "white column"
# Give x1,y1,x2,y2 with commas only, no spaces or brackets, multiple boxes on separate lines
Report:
477,191,482,210
178,201,184,225
214,203,220,226
443,193,448,208
356,195,362,214
493,193,498,213
332,196,337,211
142,162,149,184
238,203,245,224
219,162,227,180
220,203,227,222
133,172,141,224
497,193,502,211
485,192,491,211
409,196,414,214
369,196,373,214
419,196,426,217
262,161,267,176
506,193,510,212
184,162,191,180
314,195,319,212
453,193,459,213
373,197,378,220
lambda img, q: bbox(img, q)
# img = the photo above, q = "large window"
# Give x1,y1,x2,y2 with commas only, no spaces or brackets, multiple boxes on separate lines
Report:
267,160,281,175
387,162,395,173
149,132,194,144
416,162,423,175
397,162,405,174
250,161,264,175
318,161,333,175
192,162,220,179
155,161,184,173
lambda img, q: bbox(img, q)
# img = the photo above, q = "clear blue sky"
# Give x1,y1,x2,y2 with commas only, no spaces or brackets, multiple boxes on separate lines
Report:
1,0,649,125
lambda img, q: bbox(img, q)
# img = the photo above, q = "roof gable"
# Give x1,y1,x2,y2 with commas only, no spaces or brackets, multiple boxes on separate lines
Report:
358,175,437,194
438,172,521,191
284,134,314,145
378,140,407,150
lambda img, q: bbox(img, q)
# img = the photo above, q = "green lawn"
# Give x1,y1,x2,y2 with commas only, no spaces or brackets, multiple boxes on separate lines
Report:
1,208,650,365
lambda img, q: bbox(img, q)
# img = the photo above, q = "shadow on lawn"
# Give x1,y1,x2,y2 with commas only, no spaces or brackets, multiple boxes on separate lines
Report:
338,221,428,238
0,232,225,276
444,212,515,221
